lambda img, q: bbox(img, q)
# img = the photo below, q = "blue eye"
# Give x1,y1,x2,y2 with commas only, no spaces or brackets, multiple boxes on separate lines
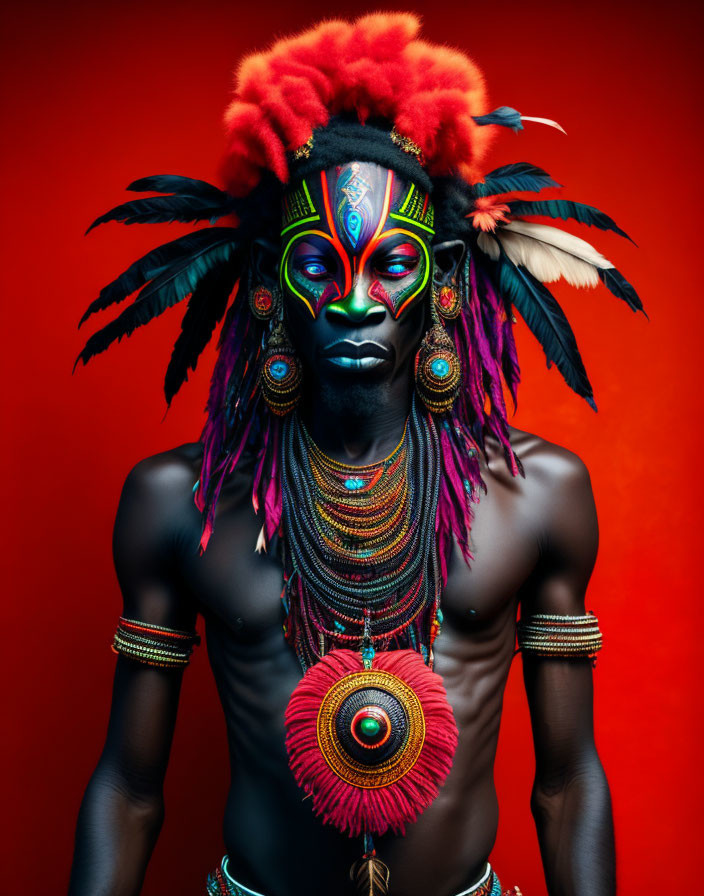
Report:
387,263,407,275
304,262,327,277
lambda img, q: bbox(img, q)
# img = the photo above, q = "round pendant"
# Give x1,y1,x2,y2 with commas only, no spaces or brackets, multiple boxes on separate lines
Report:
318,669,426,788
285,648,458,837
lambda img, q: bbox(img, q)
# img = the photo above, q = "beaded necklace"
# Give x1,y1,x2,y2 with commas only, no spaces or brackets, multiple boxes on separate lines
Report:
280,398,443,671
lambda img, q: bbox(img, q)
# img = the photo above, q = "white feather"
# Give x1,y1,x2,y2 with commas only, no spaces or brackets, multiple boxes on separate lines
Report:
477,220,614,289
520,115,567,135
255,525,267,554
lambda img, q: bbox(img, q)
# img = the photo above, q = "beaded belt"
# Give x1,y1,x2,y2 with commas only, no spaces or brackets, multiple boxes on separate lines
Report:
206,856,520,896
206,856,266,896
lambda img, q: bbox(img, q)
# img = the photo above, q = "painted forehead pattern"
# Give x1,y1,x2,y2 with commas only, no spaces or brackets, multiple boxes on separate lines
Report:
282,164,434,241
280,163,435,318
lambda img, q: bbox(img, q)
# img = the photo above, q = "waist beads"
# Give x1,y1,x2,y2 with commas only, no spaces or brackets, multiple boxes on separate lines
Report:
112,616,200,668
517,613,602,659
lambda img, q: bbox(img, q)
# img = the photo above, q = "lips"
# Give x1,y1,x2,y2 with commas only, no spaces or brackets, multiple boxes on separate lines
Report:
320,340,393,371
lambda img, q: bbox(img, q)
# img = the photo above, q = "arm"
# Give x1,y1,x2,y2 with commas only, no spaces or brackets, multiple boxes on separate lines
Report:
520,451,615,896
68,457,198,896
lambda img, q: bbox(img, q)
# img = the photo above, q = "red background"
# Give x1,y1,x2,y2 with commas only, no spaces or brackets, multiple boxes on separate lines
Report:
2,0,702,891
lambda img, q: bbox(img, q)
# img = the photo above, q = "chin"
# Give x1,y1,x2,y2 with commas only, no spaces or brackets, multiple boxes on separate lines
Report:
312,373,397,418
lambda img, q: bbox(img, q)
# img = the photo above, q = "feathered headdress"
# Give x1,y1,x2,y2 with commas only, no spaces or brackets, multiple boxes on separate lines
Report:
75,12,642,557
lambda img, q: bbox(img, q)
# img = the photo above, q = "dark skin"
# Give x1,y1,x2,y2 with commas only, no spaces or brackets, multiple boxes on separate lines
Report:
69,163,615,896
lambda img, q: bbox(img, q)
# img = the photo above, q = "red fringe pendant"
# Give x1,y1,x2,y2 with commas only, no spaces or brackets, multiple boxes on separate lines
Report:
285,648,458,837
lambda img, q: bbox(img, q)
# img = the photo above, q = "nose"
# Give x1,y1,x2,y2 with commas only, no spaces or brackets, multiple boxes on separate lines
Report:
325,279,386,325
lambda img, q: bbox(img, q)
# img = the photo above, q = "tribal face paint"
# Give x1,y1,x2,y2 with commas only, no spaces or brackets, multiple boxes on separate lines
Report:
280,162,435,320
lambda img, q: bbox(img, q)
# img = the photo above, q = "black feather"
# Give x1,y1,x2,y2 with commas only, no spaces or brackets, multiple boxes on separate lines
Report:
163,262,239,404
74,236,238,369
78,228,239,327
127,175,229,202
507,198,634,243
474,163,561,198
86,195,237,232
598,268,646,316
496,247,596,409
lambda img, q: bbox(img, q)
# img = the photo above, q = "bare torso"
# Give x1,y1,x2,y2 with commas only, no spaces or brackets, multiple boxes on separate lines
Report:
159,427,571,896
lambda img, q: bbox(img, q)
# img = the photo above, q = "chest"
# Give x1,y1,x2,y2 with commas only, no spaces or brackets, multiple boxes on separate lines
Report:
180,471,539,645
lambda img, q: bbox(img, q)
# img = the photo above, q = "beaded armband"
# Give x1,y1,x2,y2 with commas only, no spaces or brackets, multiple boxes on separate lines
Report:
112,617,200,668
517,613,603,659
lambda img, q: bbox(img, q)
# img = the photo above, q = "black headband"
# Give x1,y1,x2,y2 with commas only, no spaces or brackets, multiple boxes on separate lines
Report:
288,116,433,195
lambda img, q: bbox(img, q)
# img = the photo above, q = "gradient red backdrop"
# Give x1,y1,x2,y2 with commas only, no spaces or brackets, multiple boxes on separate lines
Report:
2,0,702,892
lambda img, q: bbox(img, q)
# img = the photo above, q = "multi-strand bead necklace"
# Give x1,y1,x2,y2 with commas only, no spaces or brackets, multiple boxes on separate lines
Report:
280,398,443,671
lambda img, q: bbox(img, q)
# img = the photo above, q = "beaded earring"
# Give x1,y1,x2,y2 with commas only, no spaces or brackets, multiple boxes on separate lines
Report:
249,284,279,321
433,283,462,321
415,286,461,414
260,320,303,415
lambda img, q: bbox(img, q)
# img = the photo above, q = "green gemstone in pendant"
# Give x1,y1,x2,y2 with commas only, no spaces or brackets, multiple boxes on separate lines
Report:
360,717,381,737
344,477,365,490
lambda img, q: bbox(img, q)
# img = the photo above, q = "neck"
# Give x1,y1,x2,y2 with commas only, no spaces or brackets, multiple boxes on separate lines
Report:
300,373,414,466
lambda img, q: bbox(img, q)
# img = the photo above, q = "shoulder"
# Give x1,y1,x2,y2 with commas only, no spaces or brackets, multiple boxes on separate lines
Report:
122,442,203,503
489,426,597,559
508,426,593,497
115,442,205,561
112,443,204,623
504,430,600,610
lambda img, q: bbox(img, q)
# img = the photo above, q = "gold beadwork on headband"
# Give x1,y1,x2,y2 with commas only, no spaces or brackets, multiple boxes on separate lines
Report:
293,135,314,160
390,127,424,164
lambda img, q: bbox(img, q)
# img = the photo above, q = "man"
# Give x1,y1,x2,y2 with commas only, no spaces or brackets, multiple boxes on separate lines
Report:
69,13,640,896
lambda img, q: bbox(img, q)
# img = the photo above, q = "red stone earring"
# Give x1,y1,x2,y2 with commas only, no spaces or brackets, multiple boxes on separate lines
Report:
433,283,462,320
249,284,279,321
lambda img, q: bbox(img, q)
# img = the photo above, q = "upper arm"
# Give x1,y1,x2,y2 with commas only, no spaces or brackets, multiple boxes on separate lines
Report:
519,448,602,789
99,455,198,802
521,448,598,618
113,454,197,630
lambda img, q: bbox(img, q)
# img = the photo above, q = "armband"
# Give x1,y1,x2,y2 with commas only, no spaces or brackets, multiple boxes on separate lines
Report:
112,616,200,668
517,613,602,659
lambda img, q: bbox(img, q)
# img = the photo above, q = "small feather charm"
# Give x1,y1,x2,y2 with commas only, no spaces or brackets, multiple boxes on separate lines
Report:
349,854,390,896
473,106,566,134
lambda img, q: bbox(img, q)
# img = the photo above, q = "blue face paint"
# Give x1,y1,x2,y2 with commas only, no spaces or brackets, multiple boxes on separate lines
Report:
336,162,374,251
345,209,363,247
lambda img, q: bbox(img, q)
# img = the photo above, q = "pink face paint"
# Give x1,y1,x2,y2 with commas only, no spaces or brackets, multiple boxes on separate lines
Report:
368,279,394,314
315,282,342,315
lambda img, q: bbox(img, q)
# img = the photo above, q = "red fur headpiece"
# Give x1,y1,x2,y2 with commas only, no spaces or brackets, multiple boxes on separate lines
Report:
221,13,492,195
